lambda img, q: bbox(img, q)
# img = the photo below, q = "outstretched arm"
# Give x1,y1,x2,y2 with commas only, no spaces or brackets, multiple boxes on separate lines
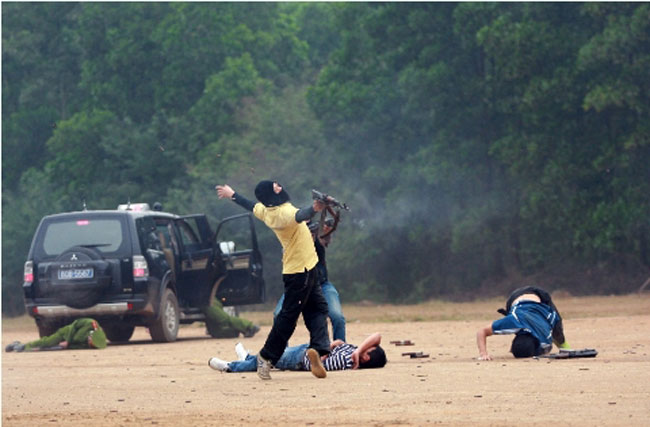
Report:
476,325,493,361
216,184,255,212
351,332,382,369
216,184,235,199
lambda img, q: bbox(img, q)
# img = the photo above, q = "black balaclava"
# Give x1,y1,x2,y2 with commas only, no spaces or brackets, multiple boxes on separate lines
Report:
254,180,290,207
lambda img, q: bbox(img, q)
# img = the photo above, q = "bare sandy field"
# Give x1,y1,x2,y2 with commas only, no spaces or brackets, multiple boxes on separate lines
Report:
2,294,650,426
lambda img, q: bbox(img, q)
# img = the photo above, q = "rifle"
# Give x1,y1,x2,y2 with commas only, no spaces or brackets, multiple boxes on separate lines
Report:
539,348,598,359
311,189,350,238
311,189,350,211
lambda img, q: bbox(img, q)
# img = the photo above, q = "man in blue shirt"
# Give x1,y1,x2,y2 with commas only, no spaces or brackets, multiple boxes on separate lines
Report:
476,286,571,360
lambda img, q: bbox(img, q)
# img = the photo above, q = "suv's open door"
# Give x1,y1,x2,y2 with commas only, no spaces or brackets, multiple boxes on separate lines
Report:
214,213,265,306
174,215,219,307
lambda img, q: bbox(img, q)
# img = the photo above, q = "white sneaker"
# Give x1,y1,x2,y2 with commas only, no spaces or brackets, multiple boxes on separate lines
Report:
235,342,249,361
208,357,230,372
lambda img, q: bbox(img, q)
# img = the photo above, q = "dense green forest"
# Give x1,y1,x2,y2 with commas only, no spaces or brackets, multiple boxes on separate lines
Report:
3,3,649,316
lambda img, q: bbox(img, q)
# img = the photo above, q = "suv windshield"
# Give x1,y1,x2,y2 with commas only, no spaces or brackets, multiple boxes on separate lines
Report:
37,217,127,257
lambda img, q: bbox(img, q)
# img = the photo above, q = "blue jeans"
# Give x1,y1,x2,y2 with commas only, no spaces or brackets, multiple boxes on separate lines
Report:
274,281,346,342
228,344,309,372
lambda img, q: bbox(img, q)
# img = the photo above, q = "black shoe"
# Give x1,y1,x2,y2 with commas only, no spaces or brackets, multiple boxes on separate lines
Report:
243,325,260,338
5,341,22,352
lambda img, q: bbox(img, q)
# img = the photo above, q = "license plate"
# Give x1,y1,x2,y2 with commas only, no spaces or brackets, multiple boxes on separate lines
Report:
58,268,94,280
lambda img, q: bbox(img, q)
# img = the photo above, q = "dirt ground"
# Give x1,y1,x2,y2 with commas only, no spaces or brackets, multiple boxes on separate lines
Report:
2,294,650,426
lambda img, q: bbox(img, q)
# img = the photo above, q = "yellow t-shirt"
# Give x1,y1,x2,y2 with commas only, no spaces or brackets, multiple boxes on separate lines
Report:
253,202,318,274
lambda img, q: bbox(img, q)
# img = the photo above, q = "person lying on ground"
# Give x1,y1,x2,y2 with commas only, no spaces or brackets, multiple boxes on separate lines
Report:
208,332,386,378
5,318,107,352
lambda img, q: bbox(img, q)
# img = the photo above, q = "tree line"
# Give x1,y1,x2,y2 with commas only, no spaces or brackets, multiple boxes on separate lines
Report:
3,2,649,316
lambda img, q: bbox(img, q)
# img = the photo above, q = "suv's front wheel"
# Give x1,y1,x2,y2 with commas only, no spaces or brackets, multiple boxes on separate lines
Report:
149,288,180,342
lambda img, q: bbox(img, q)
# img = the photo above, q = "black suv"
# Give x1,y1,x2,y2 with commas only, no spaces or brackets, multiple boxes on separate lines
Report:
22,203,265,343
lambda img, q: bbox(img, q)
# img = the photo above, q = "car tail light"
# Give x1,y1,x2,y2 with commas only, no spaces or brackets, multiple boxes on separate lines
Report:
24,261,34,283
133,255,149,278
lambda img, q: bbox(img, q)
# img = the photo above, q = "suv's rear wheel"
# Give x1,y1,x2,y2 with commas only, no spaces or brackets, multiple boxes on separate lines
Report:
149,288,179,342
103,322,135,343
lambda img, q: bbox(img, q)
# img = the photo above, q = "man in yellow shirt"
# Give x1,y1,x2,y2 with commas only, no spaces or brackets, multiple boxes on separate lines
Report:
216,180,330,380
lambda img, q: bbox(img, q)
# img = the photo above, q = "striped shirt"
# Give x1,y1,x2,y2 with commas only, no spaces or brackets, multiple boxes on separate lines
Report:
303,343,356,371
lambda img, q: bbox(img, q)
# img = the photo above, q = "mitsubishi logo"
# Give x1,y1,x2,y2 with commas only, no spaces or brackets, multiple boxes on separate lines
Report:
70,254,78,261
